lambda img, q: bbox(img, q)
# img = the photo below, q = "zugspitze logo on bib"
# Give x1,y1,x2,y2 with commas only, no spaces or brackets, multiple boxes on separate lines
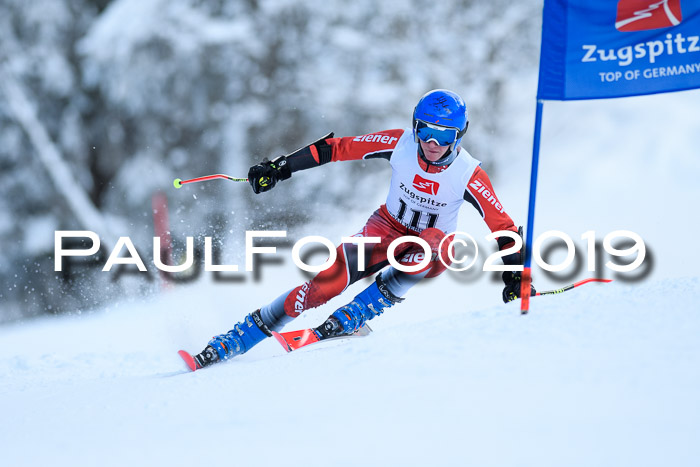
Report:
615,0,683,32
412,174,439,195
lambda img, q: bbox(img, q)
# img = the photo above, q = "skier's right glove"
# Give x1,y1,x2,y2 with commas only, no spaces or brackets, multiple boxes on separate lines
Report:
248,155,291,194
502,270,536,303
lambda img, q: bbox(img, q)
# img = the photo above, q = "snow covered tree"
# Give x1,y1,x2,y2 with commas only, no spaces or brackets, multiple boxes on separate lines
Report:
0,0,540,321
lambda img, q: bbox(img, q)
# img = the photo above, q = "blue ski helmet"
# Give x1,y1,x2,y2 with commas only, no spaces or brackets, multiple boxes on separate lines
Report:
413,89,469,166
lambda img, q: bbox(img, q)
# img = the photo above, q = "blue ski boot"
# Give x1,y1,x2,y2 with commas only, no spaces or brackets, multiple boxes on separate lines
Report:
314,275,404,339
193,310,272,368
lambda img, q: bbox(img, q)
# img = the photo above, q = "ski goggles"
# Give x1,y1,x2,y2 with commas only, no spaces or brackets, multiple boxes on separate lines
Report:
414,120,459,147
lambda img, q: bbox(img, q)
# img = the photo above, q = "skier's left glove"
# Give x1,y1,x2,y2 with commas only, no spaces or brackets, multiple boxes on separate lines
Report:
248,155,292,194
502,271,536,303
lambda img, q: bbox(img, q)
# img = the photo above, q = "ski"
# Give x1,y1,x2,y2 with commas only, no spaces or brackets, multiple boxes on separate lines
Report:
271,324,373,353
177,324,373,371
178,350,199,372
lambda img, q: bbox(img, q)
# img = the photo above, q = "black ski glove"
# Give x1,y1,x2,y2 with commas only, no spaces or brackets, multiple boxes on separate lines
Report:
502,270,536,303
248,155,292,194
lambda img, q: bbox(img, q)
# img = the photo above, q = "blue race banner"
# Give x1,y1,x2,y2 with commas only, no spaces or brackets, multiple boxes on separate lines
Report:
537,0,700,100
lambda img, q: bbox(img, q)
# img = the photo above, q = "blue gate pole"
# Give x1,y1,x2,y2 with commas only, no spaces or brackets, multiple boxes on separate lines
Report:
520,99,544,314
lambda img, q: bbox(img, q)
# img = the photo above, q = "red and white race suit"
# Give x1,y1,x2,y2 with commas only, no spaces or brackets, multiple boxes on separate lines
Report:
261,129,519,326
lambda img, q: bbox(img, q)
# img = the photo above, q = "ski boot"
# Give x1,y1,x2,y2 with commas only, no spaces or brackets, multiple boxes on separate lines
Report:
193,310,272,369
314,275,404,339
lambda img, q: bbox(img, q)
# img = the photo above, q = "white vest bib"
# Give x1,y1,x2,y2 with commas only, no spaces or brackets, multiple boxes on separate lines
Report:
385,129,481,233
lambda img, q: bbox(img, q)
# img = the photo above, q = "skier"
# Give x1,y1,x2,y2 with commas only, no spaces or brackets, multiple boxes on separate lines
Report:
188,89,535,369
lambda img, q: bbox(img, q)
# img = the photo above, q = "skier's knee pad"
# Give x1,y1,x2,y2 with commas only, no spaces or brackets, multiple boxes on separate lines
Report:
397,228,450,278
418,227,447,247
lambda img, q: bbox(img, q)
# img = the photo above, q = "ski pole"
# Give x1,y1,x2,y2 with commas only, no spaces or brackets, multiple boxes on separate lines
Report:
536,277,612,296
173,174,248,189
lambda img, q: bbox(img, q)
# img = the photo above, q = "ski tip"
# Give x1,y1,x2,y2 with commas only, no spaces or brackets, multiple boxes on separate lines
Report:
271,331,292,353
178,350,198,372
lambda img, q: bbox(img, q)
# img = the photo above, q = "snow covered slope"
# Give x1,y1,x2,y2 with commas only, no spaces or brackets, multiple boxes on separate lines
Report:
1,276,698,467
3,30,700,467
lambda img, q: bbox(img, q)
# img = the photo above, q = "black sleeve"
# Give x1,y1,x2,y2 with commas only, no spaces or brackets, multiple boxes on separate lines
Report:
285,132,334,172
